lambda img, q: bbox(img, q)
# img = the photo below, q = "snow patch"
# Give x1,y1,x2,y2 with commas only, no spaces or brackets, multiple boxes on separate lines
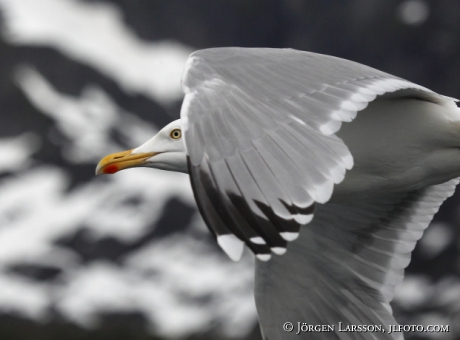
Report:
0,0,192,103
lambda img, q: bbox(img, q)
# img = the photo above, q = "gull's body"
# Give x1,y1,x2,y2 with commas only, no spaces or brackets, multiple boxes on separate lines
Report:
96,48,460,339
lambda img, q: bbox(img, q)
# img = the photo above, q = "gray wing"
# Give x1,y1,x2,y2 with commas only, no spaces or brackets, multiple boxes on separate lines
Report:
255,178,459,339
180,47,455,261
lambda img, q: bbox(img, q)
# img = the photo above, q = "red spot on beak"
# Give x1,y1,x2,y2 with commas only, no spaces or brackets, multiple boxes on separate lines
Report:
104,164,119,174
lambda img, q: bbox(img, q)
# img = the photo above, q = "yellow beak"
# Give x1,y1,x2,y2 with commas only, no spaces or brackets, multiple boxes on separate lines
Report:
95,149,158,175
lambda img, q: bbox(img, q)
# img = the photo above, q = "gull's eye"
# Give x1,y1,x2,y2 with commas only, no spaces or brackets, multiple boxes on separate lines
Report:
170,128,182,140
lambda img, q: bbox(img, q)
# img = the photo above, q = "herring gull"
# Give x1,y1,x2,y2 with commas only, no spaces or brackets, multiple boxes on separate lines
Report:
96,48,460,339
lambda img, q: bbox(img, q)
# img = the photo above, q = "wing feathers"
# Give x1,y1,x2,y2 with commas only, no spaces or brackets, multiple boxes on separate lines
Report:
255,179,458,340
182,47,460,339
181,48,456,264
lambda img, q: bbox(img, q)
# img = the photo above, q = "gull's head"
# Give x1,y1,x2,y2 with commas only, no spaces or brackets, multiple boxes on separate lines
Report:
96,119,188,175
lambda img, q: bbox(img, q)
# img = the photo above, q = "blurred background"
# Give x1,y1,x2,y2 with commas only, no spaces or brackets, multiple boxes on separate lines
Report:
0,0,459,339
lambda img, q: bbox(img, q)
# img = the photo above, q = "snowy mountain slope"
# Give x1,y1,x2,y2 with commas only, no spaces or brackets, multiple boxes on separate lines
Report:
0,0,257,338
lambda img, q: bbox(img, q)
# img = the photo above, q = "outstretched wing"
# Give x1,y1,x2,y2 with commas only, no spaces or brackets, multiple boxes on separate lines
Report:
180,47,455,261
255,178,459,339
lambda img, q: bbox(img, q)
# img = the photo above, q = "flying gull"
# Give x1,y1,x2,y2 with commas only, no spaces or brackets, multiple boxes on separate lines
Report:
96,48,460,339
